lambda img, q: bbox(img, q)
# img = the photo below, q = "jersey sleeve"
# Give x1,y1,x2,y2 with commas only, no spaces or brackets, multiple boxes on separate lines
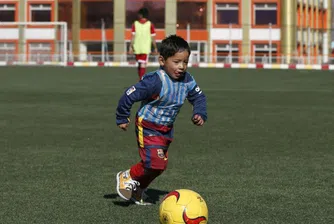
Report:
186,76,207,122
116,74,162,125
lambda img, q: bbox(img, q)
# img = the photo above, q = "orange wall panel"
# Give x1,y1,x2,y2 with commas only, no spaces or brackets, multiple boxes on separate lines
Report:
303,6,307,28
80,29,114,41
308,8,312,28
313,9,317,28
176,30,208,41
323,10,327,29
297,6,301,27
318,10,323,29
177,0,207,2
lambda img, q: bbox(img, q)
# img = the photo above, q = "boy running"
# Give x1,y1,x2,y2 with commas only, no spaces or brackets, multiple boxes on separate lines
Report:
116,35,207,205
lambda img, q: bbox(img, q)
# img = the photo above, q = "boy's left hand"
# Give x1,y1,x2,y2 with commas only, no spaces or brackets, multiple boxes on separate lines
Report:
192,114,205,126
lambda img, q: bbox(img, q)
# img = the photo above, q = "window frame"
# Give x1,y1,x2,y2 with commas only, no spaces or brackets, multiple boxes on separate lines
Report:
27,40,54,62
28,2,54,23
212,40,242,63
187,41,207,63
251,0,280,28
0,3,18,22
213,0,241,28
0,40,18,62
251,40,280,63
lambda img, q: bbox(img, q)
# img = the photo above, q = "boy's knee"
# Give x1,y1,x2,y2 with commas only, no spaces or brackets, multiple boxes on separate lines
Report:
140,63,146,68
145,157,168,171
140,148,169,170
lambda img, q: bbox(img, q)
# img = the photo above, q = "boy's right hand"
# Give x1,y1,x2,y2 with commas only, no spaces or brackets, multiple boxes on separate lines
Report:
118,123,129,131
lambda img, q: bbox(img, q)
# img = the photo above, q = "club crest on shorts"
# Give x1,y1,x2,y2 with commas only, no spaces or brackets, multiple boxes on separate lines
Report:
157,149,165,159
126,86,136,96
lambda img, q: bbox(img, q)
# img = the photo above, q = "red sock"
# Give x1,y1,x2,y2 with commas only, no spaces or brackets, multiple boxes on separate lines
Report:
130,162,163,189
139,67,146,80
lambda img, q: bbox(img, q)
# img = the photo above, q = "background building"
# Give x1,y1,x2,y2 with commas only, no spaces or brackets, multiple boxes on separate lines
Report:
0,0,332,64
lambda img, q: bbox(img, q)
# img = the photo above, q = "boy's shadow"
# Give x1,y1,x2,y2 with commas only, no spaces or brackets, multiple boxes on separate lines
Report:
104,188,169,207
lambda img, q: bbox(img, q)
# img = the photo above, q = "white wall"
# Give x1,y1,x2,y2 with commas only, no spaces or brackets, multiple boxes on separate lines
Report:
211,28,243,41
0,29,19,39
210,28,280,41
249,29,280,41
0,28,55,40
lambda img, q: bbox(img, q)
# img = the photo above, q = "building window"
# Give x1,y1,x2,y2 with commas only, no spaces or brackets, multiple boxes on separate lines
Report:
177,1,206,29
81,1,113,29
126,0,165,29
254,3,277,25
189,41,206,62
253,43,277,63
216,43,239,63
0,4,15,22
58,2,72,29
30,4,52,22
0,42,16,61
216,3,239,25
29,43,51,61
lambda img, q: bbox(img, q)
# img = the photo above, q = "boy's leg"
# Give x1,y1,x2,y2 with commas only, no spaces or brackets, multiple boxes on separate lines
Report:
130,148,168,188
129,149,168,205
135,54,148,80
116,117,172,203
115,149,168,202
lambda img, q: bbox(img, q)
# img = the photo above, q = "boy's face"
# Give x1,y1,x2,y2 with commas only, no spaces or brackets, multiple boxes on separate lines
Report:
159,50,190,80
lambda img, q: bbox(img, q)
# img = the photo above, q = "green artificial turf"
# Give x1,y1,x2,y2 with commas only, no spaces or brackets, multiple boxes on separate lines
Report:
0,67,333,223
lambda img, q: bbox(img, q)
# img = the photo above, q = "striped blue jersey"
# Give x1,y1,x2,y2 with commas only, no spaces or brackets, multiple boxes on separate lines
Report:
116,68,207,126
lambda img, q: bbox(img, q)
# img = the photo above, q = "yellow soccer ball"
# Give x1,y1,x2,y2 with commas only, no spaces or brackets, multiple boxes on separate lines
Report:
159,189,208,224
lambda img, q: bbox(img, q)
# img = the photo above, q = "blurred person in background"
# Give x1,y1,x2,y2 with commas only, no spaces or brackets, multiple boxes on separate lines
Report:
129,8,158,80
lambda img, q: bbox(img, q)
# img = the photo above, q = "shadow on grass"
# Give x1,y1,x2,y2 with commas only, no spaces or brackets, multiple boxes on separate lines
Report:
104,188,169,207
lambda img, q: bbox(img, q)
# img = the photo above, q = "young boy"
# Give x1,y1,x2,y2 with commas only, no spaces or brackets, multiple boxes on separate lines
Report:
116,35,207,205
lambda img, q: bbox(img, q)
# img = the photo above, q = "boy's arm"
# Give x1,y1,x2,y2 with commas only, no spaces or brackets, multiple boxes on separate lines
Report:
116,75,162,125
150,22,158,53
129,23,135,53
187,84,207,122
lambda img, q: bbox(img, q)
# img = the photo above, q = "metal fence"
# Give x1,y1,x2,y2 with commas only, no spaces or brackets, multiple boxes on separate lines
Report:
0,53,334,65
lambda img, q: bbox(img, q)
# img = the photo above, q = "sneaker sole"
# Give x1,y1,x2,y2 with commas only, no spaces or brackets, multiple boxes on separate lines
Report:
116,171,131,201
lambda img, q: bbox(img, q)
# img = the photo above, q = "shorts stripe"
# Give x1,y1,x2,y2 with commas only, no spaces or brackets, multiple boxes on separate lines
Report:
137,117,144,148
144,148,151,168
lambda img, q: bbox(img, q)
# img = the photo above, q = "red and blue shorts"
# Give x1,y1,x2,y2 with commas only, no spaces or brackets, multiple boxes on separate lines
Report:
135,116,173,170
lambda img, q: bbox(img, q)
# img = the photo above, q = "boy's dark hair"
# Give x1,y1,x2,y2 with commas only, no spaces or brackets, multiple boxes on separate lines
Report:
138,8,149,18
159,35,191,59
